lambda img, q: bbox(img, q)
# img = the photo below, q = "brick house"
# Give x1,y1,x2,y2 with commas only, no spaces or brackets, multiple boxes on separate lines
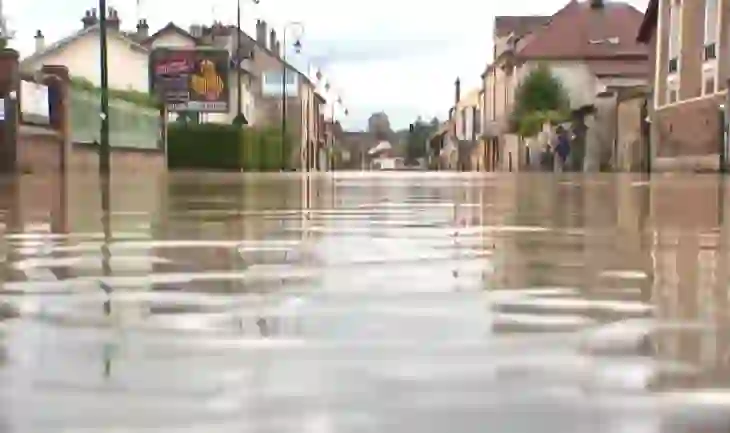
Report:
481,0,649,171
637,0,728,171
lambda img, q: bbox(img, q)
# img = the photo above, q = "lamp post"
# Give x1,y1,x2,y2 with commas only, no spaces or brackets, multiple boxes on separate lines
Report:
98,0,110,177
233,0,260,126
97,0,112,319
281,21,304,171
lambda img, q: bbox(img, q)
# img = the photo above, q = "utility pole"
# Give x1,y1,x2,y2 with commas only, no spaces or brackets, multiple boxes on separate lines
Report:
98,0,111,178
280,22,304,171
233,0,246,125
0,0,15,48
281,34,288,171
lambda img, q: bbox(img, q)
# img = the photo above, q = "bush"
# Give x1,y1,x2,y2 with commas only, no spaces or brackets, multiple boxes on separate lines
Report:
168,123,294,171
168,123,242,170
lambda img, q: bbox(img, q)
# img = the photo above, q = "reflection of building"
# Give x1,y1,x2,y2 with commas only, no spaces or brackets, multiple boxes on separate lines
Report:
648,179,730,391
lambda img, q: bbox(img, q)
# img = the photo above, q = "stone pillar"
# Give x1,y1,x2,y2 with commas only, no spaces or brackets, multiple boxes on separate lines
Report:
41,65,71,237
0,50,20,174
583,111,600,172
41,65,71,173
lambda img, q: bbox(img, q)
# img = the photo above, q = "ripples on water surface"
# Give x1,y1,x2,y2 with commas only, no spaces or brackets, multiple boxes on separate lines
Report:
1,171,730,432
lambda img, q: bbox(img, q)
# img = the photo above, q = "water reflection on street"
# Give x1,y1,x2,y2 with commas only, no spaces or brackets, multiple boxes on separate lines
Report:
1,171,730,432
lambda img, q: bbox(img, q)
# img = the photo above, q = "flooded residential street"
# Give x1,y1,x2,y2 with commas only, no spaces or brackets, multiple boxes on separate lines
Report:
1,171,730,432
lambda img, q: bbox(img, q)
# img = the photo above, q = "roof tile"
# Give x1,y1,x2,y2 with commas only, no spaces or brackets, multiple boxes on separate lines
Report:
516,0,648,60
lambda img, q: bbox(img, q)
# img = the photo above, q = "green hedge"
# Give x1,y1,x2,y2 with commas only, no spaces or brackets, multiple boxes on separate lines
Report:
167,123,294,171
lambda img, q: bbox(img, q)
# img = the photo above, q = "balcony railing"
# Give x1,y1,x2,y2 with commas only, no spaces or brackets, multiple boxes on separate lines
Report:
704,43,717,61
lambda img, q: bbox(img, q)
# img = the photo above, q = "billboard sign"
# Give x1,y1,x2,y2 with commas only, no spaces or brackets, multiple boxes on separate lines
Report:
149,48,230,113
261,71,298,97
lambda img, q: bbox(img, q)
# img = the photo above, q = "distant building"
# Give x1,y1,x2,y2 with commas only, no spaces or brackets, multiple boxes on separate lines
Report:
481,0,649,171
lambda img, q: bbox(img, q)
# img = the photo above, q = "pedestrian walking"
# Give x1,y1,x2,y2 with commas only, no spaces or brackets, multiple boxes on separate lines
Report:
554,126,571,172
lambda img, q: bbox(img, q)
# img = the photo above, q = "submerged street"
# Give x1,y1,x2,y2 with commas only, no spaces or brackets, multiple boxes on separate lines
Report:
1,171,730,432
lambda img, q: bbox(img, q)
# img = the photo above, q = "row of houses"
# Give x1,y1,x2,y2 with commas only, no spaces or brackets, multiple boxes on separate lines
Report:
18,8,333,168
431,0,729,172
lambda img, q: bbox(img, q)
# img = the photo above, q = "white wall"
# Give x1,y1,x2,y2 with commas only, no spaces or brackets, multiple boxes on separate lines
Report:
149,32,196,49
23,31,149,92
517,61,599,110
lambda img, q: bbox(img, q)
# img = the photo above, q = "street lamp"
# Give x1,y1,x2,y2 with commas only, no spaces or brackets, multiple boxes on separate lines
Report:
281,21,304,171
233,0,260,125
98,0,110,177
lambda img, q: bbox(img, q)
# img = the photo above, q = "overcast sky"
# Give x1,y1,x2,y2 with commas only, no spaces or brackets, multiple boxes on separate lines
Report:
7,0,649,130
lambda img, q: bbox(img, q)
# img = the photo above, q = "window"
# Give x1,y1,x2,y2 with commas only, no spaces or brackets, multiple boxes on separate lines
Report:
668,0,681,71
474,107,481,137
703,62,716,95
704,0,718,59
461,108,468,139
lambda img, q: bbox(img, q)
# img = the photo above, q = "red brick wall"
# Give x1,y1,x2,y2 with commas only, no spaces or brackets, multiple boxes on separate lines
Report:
69,144,165,173
654,95,725,157
17,127,63,173
0,49,166,175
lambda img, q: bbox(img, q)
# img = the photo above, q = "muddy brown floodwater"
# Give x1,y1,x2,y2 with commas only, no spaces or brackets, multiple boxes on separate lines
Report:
1,171,730,432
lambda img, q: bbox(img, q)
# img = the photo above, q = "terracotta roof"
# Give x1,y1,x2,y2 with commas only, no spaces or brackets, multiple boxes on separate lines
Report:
494,16,550,38
516,0,648,60
586,59,648,77
636,0,658,43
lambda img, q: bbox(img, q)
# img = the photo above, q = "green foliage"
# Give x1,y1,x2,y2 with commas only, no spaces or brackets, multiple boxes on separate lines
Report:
510,64,570,137
406,116,440,162
167,123,294,171
240,127,291,172
69,76,158,108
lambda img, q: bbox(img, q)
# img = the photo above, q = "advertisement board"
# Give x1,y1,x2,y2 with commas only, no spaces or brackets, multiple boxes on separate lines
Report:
261,71,298,97
149,48,230,113
20,80,50,124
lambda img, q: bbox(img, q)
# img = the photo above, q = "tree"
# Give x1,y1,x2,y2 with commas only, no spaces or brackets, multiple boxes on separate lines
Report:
406,116,439,163
510,63,570,137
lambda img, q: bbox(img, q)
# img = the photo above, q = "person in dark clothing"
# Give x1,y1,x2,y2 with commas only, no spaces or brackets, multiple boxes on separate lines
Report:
554,126,571,172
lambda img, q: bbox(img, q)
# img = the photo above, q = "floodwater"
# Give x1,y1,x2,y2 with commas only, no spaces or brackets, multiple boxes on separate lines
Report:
1,171,730,432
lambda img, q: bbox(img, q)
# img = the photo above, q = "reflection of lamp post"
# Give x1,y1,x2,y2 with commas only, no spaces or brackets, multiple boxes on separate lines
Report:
281,22,304,171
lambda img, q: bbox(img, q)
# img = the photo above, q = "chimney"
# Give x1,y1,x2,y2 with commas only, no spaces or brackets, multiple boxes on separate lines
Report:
136,19,149,39
274,41,281,57
256,20,266,45
34,30,45,53
107,7,120,31
81,9,98,29
455,77,461,105
269,28,277,52
590,0,604,8
189,24,203,38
